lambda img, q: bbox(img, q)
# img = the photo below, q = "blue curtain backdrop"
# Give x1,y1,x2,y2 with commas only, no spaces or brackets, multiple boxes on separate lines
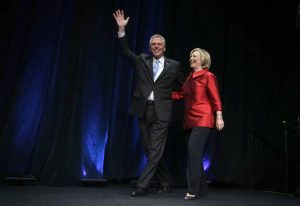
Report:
0,0,299,191
0,0,185,185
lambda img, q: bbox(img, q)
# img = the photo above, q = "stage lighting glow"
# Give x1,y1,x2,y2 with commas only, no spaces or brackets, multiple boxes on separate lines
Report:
81,112,108,178
203,158,211,171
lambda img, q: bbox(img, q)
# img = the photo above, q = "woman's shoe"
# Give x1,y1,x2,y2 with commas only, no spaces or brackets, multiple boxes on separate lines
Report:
184,193,197,200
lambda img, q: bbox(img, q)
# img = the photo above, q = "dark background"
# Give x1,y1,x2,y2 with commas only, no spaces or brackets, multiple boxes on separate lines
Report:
0,0,299,193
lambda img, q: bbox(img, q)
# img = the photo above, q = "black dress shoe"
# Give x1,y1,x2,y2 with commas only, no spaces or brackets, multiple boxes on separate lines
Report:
157,186,171,194
131,188,147,197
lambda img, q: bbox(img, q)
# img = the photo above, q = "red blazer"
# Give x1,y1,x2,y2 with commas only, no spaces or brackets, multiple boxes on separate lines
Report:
172,69,222,129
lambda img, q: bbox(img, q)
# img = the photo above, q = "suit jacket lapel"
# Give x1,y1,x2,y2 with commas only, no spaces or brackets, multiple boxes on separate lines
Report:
147,58,153,78
141,56,154,81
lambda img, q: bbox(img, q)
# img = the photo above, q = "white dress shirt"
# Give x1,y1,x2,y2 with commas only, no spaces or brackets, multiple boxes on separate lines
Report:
148,57,164,101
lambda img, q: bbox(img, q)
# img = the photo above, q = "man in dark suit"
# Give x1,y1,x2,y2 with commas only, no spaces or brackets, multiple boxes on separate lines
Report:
113,9,185,197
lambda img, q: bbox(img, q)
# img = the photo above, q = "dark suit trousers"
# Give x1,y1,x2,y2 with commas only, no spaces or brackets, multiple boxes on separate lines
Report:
186,127,211,196
137,103,172,189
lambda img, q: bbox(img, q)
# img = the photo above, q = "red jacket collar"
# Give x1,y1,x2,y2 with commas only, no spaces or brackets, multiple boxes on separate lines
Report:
190,69,209,79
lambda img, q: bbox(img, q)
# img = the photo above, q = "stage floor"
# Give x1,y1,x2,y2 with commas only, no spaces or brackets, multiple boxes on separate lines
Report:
0,183,299,206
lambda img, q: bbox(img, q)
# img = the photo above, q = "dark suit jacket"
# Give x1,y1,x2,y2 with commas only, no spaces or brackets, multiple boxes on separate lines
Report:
119,36,185,121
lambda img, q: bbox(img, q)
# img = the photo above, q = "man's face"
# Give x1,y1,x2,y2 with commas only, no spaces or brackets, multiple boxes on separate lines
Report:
150,37,165,59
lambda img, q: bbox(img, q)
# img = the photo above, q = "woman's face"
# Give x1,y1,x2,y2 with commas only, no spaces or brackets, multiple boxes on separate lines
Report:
189,51,202,70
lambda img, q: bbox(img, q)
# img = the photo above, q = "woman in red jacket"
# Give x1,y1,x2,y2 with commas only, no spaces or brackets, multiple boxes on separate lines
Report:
172,48,224,200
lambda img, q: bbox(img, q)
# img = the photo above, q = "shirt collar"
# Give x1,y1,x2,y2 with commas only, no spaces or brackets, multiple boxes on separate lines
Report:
153,56,165,64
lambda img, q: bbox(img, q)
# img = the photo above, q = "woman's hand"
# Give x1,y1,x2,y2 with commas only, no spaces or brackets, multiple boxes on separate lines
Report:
215,112,224,131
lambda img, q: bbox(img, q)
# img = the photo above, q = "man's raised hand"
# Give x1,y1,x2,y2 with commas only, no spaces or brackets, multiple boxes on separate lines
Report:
113,9,130,31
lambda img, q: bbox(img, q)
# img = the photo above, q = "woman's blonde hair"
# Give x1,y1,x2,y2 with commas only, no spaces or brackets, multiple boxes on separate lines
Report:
190,48,211,69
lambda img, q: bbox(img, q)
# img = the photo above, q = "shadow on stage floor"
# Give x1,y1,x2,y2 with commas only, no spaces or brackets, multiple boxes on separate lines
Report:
0,182,299,206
